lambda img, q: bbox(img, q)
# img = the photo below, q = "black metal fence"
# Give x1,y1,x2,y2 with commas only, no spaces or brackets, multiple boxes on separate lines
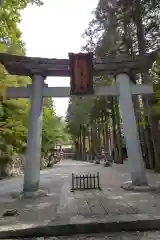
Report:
71,172,101,191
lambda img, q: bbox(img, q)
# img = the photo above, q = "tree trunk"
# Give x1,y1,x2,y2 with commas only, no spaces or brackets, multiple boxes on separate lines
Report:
82,126,86,161
97,119,101,154
134,0,155,169
79,125,83,160
150,115,160,172
114,97,123,164
88,127,92,160
91,125,96,160
111,97,119,163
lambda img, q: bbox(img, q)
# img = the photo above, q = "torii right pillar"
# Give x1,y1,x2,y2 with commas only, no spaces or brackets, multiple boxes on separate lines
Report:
116,73,148,187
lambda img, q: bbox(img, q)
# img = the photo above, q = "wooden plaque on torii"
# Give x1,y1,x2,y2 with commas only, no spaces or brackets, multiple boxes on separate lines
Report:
69,52,94,95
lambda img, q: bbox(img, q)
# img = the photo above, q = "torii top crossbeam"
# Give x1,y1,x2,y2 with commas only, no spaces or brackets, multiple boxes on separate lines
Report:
0,52,157,77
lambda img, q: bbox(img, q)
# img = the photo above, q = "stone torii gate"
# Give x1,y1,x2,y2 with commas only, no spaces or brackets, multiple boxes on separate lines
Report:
0,52,156,196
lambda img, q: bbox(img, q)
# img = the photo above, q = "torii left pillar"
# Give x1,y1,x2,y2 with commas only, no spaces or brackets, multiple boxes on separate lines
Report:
23,72,45,194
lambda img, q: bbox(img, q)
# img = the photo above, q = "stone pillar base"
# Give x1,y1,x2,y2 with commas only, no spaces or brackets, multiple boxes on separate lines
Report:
121,181,159,192
10,189,48,199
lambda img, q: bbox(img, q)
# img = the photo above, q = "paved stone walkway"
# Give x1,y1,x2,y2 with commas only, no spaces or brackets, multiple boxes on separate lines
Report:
3,231,160,239
59,231,160,239
56,231,160,239
0,160,160,237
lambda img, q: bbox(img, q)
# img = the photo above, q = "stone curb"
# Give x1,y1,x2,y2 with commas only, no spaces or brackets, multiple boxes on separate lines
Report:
0,214,160,239
121,181,160,192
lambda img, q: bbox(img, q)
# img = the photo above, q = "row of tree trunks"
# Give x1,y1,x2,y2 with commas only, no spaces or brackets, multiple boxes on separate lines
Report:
73,97,127,163
73,92,160,170
74,116,114,161
134,0,160,172
117,0,160,172
73,95,160,169
150,115,160,172
73,96,126,163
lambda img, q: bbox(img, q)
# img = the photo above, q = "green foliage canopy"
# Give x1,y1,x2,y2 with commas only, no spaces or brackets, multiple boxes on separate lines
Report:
0,0,70,169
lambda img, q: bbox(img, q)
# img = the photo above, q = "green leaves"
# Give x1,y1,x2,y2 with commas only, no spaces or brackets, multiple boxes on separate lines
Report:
0,0,70,166
41,105,70,157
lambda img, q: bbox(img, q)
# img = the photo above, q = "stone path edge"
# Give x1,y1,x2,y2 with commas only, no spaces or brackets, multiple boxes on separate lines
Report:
0,214,160,239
